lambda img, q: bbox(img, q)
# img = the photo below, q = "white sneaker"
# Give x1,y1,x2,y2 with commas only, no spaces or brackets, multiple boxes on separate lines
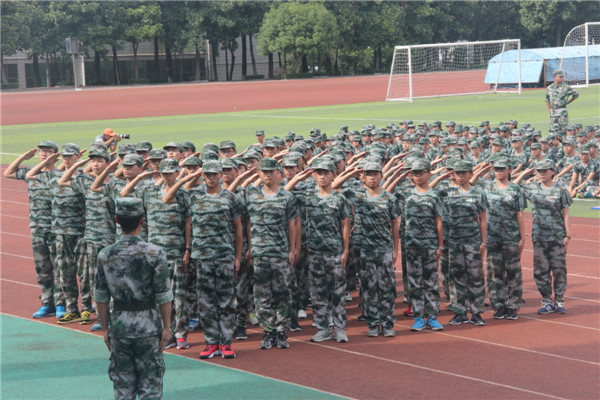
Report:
344,292,353,302
249,313,259,325
297,309,307,319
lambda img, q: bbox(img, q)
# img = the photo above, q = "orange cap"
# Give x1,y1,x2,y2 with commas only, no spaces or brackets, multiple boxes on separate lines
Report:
104,128,116,136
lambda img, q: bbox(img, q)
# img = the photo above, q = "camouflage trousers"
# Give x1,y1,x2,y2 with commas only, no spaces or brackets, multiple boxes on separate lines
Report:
345,243,359,293
167,255,189,339
486,242,523,310
108,335,164,400
533,240,567,305
234,258,253,329
440,242,452,302
30,228,62,307
359,250,396,329
53,234,82,313
196,258,235,345
308,252,346,331
253,256,292,333
550,108,569,131
185,259,199,320
406,247,440,319
400,234,409,301
76,240,105,313
449,243,485,315
292,246,310,313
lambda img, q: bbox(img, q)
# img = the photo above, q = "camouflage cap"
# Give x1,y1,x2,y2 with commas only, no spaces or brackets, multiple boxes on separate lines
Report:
221,158,237,169
410,159,431,171
453,160,473,172
310,127,322,134
272,137,285,148
510,136,522,143
339,125,349,132
418,137,429,145
579,144,590,154
122,153,144,166
135,141,153,151
539,137,549,143
550,123,561,132
38,140,58,152
118,143,136,155
493,158,512,168
469,127,478,134
508,119,518,126
362,161,382,172
281,155,300,167
553,70,564,77
181,141,196,152
576,130,587,137
445,157,459,169
469,141,481,148
243,150,261,161
183,156,202,166
149,148,168,160
533,130,542,137
219,140,236,150
258,157,279,171
201,150,219,161
535,159,556,171
409,144,424,154
432,121,442,127
294,135,304,141
311,158,336,172
563,137,577,146
447,147,463,158
447,137,458,145
91,142,108,151
480,120,490,127
566,124,576,131
284,132,296,141
159,158,179,173
588,141,598,148
202,160,223,173
88,147,110,161
163,141,184,152
263,138,278,148
457,138,469,145
115,197,144,218
530,142,541,150
203,143,220,153
492,139,504,146
61,143,80,156
256,129,265,136
233,157,247,168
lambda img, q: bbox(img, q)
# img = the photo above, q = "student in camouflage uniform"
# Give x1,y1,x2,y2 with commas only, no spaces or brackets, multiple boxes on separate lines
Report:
95,197,173,400
245,158,299,350
27,143,86,324
515,159,572,314
545,70,579,131
164,160,243,359
3,141,64,318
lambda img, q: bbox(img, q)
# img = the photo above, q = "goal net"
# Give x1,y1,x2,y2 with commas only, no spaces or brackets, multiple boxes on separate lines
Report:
559,22,600,88
386,39,521,102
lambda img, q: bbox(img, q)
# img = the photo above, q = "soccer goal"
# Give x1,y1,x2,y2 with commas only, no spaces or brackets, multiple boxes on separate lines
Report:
559,22,600,88
386,39,521,102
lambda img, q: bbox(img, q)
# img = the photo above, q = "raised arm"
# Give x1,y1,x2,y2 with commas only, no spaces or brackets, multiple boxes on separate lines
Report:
119,170,155,197
513,167,535,185
429,171,453,188
3,149,38,179
58,158,91,186
284,168,313,192
163,171,200,204
91,159,120,192
25,152,61,180
332,167,363,190
225,167,257,192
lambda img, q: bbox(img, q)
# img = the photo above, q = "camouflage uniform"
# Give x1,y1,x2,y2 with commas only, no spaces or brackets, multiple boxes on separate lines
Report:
245,185,298,334
144,183,190,340
343,187,400,331
231,186,253,333
557,154,580,185
545,82,579,130
15,167,61,308
95,233,173,400
521,182,572,306
401,187,443,319
393,181,411,304
102,176,151,240
433,179,453,302
483,181,526,311
186,186,242,345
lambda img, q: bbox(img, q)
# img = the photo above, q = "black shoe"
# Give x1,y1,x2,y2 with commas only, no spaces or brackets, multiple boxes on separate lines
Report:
449,314,470,325
234,327,248,340
260,332,275,350
275,331,290,349
506,308,518,320
290,319,302,332
357,313,366,321
470,313,486,326
493,308,508,319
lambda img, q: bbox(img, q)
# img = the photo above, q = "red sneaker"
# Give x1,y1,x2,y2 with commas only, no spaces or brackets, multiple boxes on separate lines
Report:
403,306,414,317
199,344,220,359
220,344,236,359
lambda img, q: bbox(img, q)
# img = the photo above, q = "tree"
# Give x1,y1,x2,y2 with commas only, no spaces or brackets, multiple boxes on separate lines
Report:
1,2,28,84
123,2,162,81
258,2,340,74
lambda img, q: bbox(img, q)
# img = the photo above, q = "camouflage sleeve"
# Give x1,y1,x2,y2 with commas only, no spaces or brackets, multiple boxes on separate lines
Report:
559,186,573,210
570,87,579,99
388,193,401,220
477,190,488,213
15,166,30,181
545,89,550,102
517,186,527,211
153,248,174,305
286,192,299,222
340,195,351,221
231,192,243,222
93,250,111,304
70,174,84,194
177,189,190,219
433,193,443,218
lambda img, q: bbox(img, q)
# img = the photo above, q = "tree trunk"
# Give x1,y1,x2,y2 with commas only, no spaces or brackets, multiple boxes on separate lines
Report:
111,45,120,85
301,54,308,73
229,48,236,81
154,36,160,82
249,35,257,75
133,42,139,80
224,47,229,80
294,53,302,74
94,51,101,84
195,44,201,81
165,45,173,83
179,52,183,82
241,34,247,79
1,52,7,84
211,41,219,81
317,50,321,73
45,54,51,87
333,45,340,76
268,53,273,79
32,53,41,87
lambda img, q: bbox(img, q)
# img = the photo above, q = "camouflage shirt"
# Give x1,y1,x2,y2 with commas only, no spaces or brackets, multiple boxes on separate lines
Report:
482,181,526,244
143,183,189,257
510,151,530,169
288,180,313,246
186,186,243,261
437,185,488,245
15,167,52,232
46,169,86,236
102,176,151,239
557,154,580,182
71,173,116,246
303,187,351,255
94,235,173,339
545,82,579,109
572,159,599,185
245,186,298,258
401,187,443,249
521,182,572,242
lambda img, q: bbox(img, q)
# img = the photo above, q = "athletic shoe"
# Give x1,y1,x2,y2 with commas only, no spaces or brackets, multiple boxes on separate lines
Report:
199,344,220,359
176,338,190,350
328,314,333,327
411,318,427,331
290,320,302,332
234,327,248,340
537,303,555,315
506,308,518,320
55,305,66,319
366,326,380,337
276,331,290,349
357,313,366,321
249,313,259,325
310,329,333,342
449,314,470,325
402,297,408,304
333,329,348,343
297,309,307,319
164,337,177,349
344,292,353,302
427,318,444,331
220,344,236,359
493,308,508,319
90,322,102,332
382,327,396,337
555,302,566,314
189,318,202,331
403,306,414,317
33,305,55,319
446,303,454,311
57,312,81,325
470,313,486,326
260,332,275,350
79,310,92,325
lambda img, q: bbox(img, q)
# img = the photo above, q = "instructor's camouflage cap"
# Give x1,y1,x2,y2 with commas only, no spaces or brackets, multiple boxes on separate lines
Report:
202,160,223,173
553,70,564,77
243,151,261,161
159,158,179,173
181,141,196,152
221,158,237,169
410,159,431,171
530,142,541,150
219,140,236,150
163,142,184,152
563,137,577,146
61,143,80,156
453,160,473,172
362,161,382,172
38,140,58,152
535,159,556,171
281,155,300,167
258,157,280,171
135,141,153,151
311,158,336,172
149,148,168,160
118,143,137,155
201,150,219,161
183,156,202,166
203,143,220,154
88,147,110,161
256,130,265,136
115,197,144,218
122,154,144,167
493,158,511,168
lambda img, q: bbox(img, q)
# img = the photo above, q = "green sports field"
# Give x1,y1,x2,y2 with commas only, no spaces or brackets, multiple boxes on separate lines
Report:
2,85,599,217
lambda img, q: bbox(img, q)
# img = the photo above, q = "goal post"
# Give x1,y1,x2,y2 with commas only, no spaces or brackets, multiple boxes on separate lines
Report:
559,22,600,88
386,39,521,102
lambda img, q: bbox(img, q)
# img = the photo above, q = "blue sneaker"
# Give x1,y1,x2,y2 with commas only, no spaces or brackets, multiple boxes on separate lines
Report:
537,303,555,315
33,305,55,319
427,318,444,331
55,305,66,319
411,318,426,331
554,303,566,314
90,322,102,332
